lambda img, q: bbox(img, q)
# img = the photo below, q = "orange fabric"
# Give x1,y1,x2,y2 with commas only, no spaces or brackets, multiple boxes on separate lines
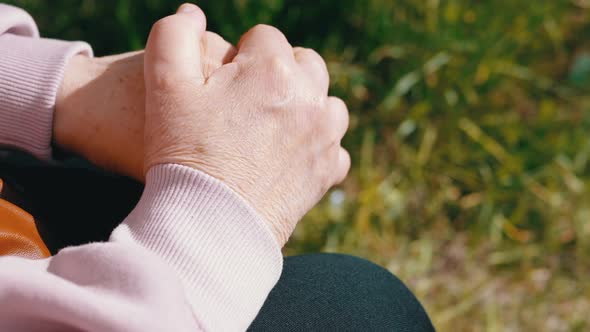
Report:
0,178,50,259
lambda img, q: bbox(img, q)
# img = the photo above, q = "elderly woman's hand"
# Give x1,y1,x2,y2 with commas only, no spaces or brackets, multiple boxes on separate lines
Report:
54,30,236,181
143,4,350,246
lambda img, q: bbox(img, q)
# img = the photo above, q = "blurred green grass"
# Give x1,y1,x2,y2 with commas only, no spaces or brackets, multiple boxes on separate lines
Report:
6,0,590,330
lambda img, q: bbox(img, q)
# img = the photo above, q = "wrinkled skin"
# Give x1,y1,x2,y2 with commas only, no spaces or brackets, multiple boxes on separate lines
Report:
55,3,350,246
55,31,236,181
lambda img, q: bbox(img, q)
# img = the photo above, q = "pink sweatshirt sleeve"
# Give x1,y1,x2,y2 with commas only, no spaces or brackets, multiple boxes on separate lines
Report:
0,3,91,159
0,5,283,332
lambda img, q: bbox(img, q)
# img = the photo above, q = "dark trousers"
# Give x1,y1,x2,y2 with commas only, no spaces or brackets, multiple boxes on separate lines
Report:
0,151,435,332
249,253,434,331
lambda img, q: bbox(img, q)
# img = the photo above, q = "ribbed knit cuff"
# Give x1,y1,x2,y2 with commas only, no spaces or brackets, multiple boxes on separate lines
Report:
0,33,92,160
0,4,38,37
111,164,283,331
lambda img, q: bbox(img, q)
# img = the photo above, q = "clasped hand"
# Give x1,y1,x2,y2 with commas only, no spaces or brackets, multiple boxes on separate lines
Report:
54,3,350,246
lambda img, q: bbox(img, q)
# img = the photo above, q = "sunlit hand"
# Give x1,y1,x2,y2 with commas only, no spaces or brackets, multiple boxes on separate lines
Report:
143,4,350,245
54,30,236,181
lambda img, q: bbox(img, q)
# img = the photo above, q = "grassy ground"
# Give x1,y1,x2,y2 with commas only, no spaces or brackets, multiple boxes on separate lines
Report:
7,0,590,330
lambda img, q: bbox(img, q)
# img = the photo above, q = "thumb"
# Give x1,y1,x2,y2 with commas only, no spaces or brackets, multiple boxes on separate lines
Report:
144,3,206,89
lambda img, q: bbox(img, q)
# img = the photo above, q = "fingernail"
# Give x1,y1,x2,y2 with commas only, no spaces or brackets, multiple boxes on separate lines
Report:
177,3,197,13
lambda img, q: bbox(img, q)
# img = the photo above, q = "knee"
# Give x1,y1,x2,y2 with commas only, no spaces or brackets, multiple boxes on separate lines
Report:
270,253,435,331
296,254,434,331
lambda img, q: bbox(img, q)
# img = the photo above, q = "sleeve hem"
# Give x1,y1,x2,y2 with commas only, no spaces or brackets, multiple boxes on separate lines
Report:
111,164,283,331
0,33,92,160
0,4,39,37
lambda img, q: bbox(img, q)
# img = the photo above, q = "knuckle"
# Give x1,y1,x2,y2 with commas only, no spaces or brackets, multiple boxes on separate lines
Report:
251,24,283,37
152,15,182,34
298,48,328,72
340,148,351,172
325,148,346,186
329,97,350,136
204,31,235,53
204,31,225,43
244,24,290,50
327,98,346,117
300,48,324,63
329,96,347,110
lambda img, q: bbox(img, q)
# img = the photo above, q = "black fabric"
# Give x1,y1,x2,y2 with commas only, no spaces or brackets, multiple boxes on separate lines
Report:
1,151,435,331
250,253,435,332
0,150,142,253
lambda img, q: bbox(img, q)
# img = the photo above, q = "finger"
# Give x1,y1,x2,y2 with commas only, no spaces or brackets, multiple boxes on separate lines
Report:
235,24,294,61
201,31,237,77
325,97,350,140
294,47,329,95
334,147,351,184
144,3,207,88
